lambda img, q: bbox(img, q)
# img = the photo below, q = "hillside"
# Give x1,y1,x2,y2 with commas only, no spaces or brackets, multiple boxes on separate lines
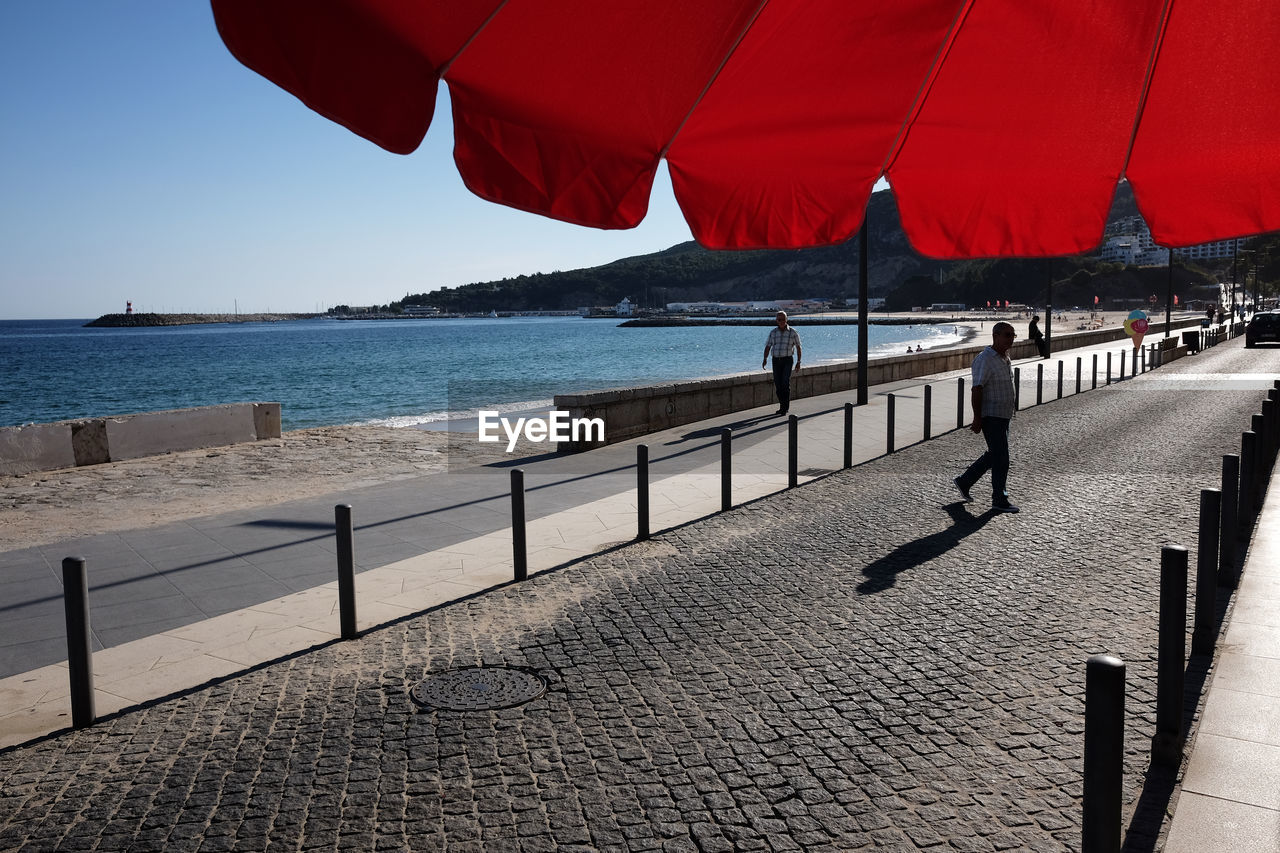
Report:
398,183,1223,313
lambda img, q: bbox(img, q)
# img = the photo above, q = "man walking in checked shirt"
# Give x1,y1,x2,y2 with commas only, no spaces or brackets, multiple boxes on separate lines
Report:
954,322,1020,513
762,311,802,415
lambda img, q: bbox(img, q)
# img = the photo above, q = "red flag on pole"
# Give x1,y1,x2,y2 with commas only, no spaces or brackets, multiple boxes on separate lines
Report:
1174,294,1179,305
986,300,991,307
1094,295,1100,305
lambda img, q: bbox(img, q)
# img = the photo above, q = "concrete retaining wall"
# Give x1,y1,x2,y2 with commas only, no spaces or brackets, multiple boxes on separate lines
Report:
0,403,282,475
554,320,1213,451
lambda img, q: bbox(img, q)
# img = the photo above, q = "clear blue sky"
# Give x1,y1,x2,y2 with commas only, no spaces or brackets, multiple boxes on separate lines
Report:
0,3,706,320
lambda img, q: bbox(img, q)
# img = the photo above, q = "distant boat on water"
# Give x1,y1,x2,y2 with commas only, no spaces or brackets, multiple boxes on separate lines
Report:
487,310,498,318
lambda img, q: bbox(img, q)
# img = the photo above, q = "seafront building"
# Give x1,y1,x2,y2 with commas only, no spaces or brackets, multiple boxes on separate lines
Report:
1098,215,1248,266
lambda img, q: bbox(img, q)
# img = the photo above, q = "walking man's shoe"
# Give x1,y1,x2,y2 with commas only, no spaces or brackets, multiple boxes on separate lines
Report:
952,478,973,503
993,502,1020,514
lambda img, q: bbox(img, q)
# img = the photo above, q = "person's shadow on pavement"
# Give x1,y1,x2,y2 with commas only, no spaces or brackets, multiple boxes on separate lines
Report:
857,502,995,594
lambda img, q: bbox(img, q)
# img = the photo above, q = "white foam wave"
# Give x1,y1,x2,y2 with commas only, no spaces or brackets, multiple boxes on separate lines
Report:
361,398,557,429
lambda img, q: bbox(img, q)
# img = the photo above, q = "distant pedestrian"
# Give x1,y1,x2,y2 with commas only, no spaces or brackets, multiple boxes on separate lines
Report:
915,344,923,352
953,322,1020,513
762,311,801,415
1028,315,1048,359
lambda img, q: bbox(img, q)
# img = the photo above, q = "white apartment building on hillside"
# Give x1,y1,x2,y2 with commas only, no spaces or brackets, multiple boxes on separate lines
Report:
1099,216,1247,265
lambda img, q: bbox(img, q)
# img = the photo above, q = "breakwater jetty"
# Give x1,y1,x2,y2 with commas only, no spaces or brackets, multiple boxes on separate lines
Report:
85,312,320,328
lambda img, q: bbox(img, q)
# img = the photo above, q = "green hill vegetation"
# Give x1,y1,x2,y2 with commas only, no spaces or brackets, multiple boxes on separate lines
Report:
386,183,1261,314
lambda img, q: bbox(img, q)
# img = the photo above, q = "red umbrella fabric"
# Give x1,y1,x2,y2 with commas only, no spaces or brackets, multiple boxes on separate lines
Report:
211,0,1280,258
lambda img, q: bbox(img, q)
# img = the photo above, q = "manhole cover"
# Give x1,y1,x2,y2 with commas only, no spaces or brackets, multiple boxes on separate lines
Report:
410,666,546,711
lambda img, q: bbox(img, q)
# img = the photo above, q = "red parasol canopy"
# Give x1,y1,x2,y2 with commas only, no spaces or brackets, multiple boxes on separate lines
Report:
211,0,1280,258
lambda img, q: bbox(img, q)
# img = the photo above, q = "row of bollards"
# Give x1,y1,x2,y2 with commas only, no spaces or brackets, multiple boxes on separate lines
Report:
46,340,1187,734
1083,379,1280,851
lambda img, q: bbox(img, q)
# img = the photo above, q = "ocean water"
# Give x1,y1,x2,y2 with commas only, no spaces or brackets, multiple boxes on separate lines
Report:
0,317,965,430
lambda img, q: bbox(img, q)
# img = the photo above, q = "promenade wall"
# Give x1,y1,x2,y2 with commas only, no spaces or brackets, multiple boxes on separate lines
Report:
0,403,281,475
554,319,1214,451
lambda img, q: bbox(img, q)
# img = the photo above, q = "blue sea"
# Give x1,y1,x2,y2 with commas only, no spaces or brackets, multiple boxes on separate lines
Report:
0,317,966,430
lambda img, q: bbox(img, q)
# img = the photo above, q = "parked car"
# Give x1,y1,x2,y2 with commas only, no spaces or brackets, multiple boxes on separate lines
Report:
1245,311,1280,348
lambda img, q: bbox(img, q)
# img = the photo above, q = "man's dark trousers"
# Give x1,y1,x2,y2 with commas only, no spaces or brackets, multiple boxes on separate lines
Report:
772,356,793,412
957,416,1010,504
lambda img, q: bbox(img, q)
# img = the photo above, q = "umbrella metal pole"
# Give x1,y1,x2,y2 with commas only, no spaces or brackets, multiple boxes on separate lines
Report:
857,218,869,406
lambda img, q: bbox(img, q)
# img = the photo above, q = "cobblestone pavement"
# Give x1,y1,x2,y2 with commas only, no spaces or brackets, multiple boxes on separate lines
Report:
0,344,1274,852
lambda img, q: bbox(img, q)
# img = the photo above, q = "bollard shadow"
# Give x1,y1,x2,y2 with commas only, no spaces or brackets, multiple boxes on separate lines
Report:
480,449,561,468
673,414,785,442
669,404,847,445
243,519,334,530
857,502,994,594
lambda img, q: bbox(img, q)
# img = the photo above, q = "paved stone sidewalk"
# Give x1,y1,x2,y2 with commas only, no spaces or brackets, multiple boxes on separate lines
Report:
0,342,1270,852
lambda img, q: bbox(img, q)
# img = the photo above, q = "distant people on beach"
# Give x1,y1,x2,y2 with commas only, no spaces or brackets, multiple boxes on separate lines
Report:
762,311,801,416
915,345,922,352
954,322,1020,513
1028,315,1048,359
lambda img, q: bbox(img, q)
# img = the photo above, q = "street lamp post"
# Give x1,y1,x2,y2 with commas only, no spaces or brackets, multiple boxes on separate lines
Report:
1241,249,1256,316
1044,259,1053,357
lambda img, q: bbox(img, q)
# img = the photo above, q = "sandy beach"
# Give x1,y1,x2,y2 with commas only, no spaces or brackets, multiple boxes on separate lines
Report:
0,425,520,551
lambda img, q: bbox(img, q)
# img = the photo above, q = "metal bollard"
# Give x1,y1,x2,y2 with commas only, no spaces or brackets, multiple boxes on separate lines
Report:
1036,363,1043,405
1057,360,1064,399
1263,399,1278,467
843,403,853,469
1082,654,1125,853
1240,431,1257,527
1092,353,1098,389
1141,344,1147,373
923,384,932,440
1076,357,1082,395
1014,367,1021,409
1105,352,1112,385
721,427,732,511
335,504,357,640
1192,489,1221,657
788,414,798,488
956,377,965,430
887,393,895,454
637,444,649,541
61,557,95,729
1272,388,1280,456
1119,349,1126,380
1152,545,1188,767
1220,454,1239,585
1252,414,1267,496
511,469,527,581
